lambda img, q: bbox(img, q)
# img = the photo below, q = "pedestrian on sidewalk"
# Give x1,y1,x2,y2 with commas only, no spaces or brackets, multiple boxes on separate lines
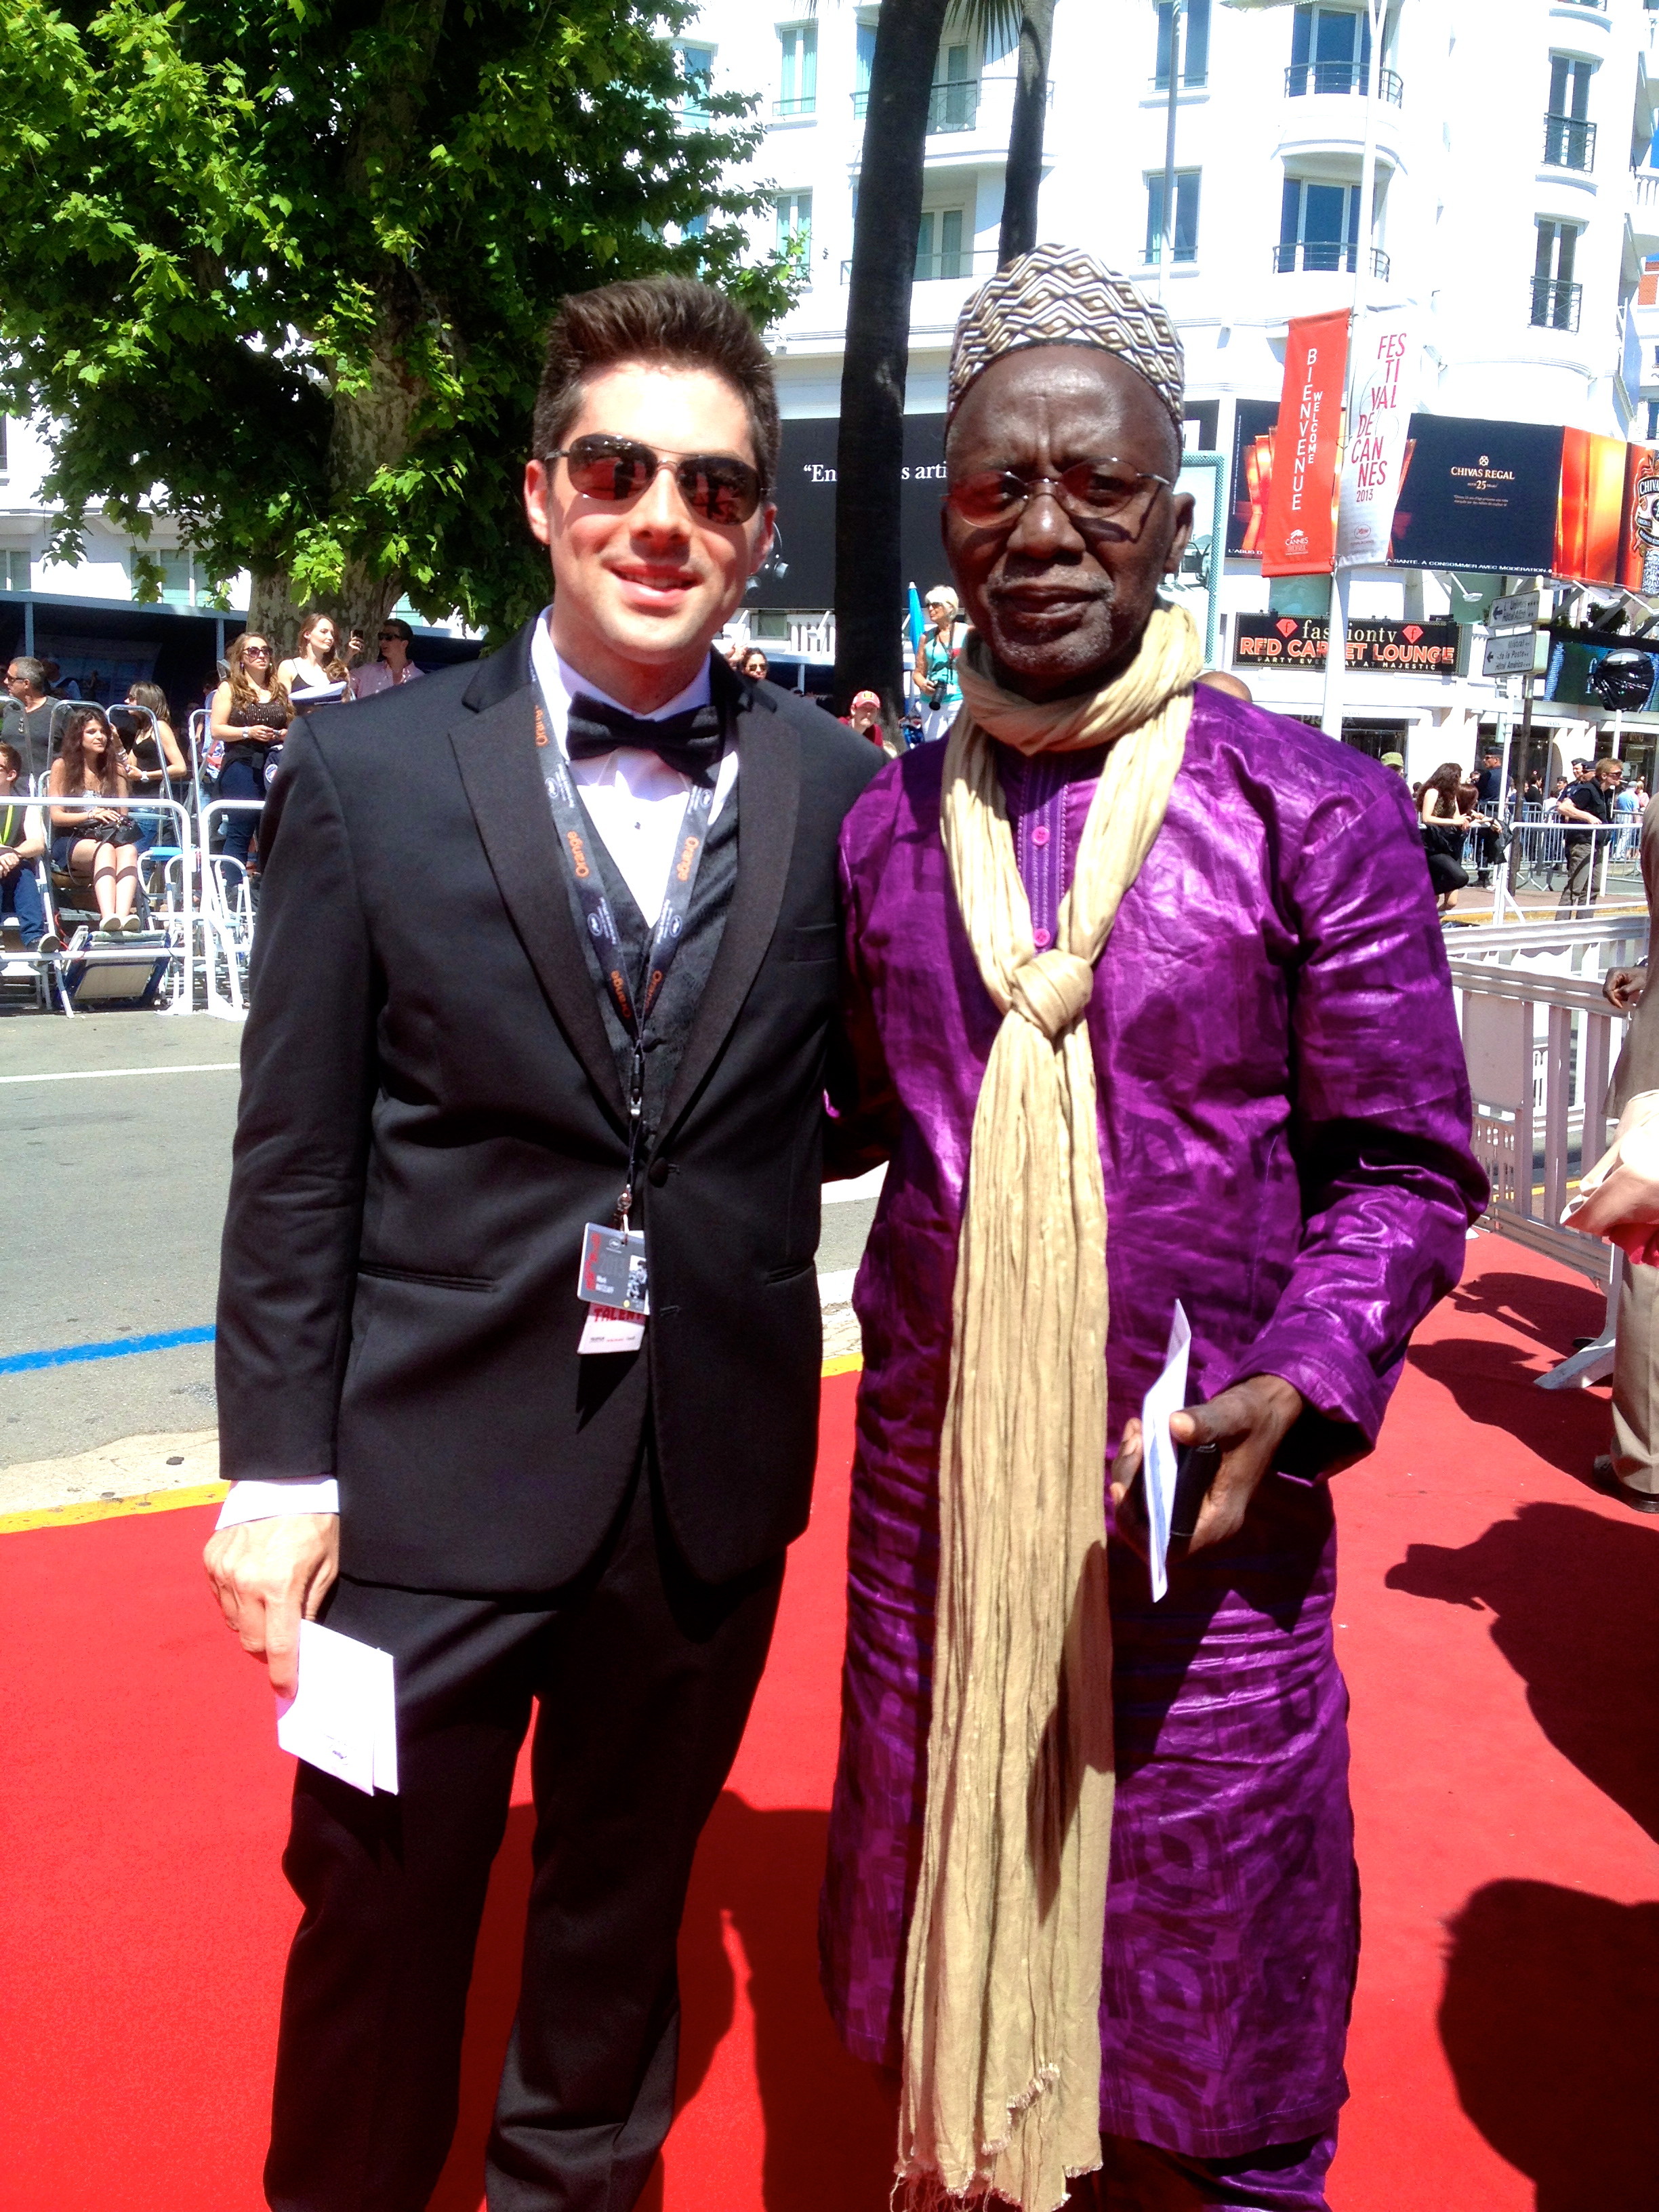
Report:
1557,756,1622,914
1589,788,1659,1517
1473,742,1506,886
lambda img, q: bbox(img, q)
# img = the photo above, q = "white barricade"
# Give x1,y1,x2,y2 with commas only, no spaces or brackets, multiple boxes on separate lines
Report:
1447,914,1648,1388
197,797,264,1020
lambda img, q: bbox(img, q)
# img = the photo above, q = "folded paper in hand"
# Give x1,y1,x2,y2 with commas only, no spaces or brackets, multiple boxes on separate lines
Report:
1140,1300,1192,1605
276,1620,398,1796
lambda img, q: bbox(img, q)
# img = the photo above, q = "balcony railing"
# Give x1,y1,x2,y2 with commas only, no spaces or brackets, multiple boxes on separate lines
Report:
840,248,999,285
1284,62,1404,103
773,94,815,118
1543,112,1597,169
1273,240,1391,279
1531,276,1583,331
1635,166,1659,208
928,77,980,131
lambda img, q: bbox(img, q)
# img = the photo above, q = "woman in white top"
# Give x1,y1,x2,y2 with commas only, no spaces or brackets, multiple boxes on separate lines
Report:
276,613,350,705
352,617,426,699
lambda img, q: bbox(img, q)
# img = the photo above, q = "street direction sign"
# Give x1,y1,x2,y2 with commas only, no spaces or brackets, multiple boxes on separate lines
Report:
1489,590,1544,630
1483,628,1549,677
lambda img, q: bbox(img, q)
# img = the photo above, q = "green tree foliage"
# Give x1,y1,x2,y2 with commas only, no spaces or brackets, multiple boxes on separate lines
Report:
0,0,795,638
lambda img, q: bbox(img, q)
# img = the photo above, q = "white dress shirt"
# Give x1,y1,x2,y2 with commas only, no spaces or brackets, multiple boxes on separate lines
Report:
218,613,737,1530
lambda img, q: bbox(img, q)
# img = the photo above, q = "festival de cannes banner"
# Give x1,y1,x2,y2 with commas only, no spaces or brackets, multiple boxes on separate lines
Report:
1386,416,1567,573
1334,310,1417,571
1620,443,1659,592
1259,312,1349,576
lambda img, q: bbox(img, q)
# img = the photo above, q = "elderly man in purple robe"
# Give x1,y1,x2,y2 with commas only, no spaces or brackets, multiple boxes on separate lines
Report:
817,247,1486,2212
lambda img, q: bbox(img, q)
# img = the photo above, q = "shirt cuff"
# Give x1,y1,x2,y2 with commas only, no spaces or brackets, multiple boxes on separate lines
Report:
216,1477,340,1528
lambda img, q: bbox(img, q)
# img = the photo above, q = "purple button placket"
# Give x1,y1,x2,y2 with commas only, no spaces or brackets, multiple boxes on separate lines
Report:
1000,749,1069,946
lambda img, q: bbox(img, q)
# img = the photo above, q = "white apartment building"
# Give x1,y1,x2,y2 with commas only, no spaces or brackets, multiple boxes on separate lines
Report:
683,0,1659,778
6,0,1659,775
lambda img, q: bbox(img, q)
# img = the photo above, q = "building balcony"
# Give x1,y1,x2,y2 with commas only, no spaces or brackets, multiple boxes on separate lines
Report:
850,78,979,131
1530,276,1583,332
1542,113,1597,171
840,247,999,285
1284,62,1404,104
772,94,816,120
1632,165,1659,251
1273,240,1391,281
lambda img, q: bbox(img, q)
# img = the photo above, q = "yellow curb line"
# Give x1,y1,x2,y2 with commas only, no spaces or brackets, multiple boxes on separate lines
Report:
1,1355,866,1536
0,1481,230,1536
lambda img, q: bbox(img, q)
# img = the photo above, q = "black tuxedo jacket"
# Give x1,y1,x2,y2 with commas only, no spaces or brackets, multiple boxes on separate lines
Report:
215,623,883,1591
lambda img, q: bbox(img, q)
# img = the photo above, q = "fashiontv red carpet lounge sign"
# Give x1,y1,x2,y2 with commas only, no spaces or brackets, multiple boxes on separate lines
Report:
1234,615,1460,670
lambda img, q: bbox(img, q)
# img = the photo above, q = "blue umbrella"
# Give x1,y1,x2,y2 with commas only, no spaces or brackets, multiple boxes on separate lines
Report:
907,583,927,658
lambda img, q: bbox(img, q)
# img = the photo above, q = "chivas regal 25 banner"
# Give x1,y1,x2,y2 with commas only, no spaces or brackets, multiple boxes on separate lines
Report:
1622,443,1659,592
1335,310,1417,569
1260,312,1349,575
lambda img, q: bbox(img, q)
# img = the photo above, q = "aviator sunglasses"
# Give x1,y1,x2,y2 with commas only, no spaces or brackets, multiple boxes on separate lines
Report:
946,458,1172,535
546,434,764,525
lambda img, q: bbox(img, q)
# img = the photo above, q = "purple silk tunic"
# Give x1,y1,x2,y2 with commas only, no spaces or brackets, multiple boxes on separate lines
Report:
818,687,1486,2161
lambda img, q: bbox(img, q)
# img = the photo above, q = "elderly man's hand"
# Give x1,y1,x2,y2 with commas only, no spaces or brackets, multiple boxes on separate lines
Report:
1566,1090,1659,1264
1603,966,1647,1013
204,1513,339,1698
1111,1374,1305,1561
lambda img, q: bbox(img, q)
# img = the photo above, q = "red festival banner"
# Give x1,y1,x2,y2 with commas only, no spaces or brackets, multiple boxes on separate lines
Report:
1260,311,1349,575
1554,427,1626,586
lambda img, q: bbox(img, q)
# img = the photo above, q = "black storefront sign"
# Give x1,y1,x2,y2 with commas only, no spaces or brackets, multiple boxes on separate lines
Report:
1234,613,1460,670
760,417,950,609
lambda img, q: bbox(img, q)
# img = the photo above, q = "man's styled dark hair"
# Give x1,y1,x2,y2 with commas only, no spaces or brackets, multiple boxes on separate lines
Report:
532,275,780,499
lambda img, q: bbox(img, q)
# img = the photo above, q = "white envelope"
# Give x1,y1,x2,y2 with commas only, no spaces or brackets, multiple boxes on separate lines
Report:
1140,1301,1192,1605
276,1619,398,1796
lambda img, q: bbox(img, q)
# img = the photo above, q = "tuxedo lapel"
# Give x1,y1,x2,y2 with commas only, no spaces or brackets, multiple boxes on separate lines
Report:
449,682,628,1124
657,680,800,1144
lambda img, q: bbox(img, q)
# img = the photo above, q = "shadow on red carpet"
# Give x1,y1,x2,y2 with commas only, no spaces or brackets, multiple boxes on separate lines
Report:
3,1239,1658,2211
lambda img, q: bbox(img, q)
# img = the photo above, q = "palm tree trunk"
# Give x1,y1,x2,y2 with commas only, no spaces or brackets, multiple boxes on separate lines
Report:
833,0,953,721
998,0,1054,265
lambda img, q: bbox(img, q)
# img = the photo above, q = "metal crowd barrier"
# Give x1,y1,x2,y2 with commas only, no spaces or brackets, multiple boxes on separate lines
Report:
24,792,199,1018
1447,914,1649,1388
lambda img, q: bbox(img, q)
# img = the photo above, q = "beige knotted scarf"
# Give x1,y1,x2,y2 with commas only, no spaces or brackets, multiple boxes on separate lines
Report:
897,602,1202,2212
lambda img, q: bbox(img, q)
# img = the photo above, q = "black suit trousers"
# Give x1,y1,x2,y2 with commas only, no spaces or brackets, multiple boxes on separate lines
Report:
265,1458,783,2212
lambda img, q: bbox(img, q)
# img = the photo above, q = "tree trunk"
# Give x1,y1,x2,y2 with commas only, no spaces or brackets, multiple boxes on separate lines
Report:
833,0,953,721
998,0,1055,266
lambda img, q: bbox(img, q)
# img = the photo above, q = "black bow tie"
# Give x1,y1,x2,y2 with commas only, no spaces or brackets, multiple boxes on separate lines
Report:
565,693,724,781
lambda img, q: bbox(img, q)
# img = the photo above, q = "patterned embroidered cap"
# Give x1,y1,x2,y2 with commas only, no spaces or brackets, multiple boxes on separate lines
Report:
945,244,1185,432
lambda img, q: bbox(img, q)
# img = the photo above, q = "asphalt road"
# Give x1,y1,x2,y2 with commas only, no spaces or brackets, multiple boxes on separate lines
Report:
0,1007,880,1469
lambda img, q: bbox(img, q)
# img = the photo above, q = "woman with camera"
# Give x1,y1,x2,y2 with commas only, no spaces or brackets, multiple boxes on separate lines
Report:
48,704,144,934
912,585,966,743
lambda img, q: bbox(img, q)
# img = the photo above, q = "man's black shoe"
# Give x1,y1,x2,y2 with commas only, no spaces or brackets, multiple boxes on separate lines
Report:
1593,1454,1659,1513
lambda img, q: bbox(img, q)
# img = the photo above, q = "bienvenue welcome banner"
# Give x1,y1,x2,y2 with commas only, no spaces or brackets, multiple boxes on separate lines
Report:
1260,312,1349,576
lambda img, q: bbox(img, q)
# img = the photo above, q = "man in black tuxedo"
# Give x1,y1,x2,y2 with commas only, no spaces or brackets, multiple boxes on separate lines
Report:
204,275,882,2211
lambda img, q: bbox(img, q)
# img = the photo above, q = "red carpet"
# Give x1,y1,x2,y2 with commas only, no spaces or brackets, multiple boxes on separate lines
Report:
1,1236,1656,2212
